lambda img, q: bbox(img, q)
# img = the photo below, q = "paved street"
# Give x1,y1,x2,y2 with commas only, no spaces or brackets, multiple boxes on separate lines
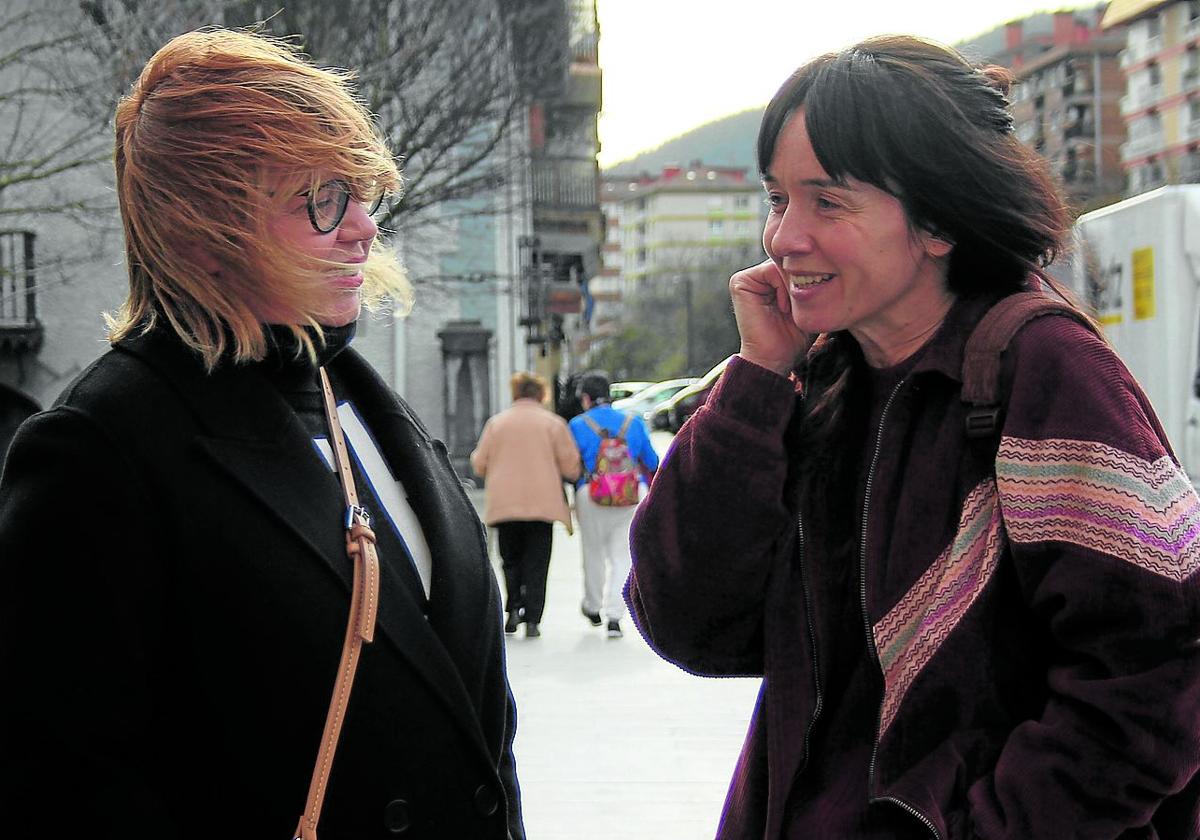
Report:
475,431,762,840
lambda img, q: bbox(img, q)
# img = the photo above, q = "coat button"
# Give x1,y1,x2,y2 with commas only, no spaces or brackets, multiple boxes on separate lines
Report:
472,784,499,817
384,799,411,834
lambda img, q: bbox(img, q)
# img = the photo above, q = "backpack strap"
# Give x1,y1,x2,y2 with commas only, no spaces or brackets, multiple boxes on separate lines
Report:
581,414,606,437
616,413,634,439
961,291,1099,440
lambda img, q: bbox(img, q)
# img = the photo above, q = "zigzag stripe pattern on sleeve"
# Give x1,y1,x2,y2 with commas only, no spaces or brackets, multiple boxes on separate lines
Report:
874,480,1007,737
996,437,1200,583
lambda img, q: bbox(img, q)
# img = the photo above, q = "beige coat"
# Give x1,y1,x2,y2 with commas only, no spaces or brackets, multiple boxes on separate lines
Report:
470,399,582,529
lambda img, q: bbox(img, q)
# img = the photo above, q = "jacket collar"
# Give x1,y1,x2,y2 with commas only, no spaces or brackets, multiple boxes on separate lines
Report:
906,292,1002,385
814,293,1002,387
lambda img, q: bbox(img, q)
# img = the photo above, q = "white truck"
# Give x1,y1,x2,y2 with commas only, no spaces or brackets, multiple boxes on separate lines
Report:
1070,185,1200,482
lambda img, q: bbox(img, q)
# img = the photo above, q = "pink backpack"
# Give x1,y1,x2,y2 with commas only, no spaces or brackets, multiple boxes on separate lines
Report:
582,414,640,507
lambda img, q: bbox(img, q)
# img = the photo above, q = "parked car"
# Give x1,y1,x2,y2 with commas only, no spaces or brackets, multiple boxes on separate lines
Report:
613,377,699,422
649,356,734,433
610,380,654,401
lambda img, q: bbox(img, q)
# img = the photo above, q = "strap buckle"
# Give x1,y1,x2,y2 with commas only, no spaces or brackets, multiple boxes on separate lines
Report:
964,406,1003,439
344,504,371,530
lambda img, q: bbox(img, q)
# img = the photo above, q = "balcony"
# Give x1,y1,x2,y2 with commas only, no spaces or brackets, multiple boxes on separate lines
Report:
1121,131,1166,162
563,61,602,109
0,230,43,356
531,156,598,210
1120,35,1164,68
1187,118,1200,142
1120,85,1164,115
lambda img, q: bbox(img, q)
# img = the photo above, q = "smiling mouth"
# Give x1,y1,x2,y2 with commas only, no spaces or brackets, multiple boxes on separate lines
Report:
790,273,835,288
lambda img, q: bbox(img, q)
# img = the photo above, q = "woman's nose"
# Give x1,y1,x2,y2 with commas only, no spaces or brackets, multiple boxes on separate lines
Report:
338,199,379,242
767,208,815,257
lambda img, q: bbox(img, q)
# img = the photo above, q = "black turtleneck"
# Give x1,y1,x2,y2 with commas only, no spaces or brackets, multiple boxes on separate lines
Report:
255,322,430,611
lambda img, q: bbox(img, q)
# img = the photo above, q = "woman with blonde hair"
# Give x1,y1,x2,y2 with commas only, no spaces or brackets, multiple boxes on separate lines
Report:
0,29,524,839
471,371,582,638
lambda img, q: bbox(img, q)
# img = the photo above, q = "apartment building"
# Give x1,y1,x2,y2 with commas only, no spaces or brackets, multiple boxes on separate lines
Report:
1006,11,1127,209
958,6,1125,210
602,163,761,294
1103,0,1200,193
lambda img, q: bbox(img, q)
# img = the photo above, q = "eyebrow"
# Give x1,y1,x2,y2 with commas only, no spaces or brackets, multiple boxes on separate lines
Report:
761,173,851,189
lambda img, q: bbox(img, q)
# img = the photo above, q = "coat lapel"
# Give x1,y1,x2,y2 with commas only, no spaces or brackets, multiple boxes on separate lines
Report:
118,332,493,757
329,351,492,653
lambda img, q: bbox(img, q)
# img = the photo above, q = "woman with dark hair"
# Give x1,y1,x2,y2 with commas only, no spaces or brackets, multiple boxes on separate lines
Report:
626,35,1200,839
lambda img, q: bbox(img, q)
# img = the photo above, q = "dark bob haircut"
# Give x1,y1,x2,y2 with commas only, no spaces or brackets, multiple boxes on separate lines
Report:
757,35,1069,296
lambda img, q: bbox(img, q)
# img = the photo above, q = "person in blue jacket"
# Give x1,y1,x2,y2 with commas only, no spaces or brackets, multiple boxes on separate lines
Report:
569,371,659,638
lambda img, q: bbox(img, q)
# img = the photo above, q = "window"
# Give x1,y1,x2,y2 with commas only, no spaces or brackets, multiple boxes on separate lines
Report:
1184,147,1200,183
1149,62,1162,87
1148,14,1162,38
1190,0,1200,23
735,195,750,208
709,220,724,235
0,230,37,327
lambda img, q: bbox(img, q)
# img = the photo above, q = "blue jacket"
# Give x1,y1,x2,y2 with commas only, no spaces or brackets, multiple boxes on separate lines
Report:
569,404,659,489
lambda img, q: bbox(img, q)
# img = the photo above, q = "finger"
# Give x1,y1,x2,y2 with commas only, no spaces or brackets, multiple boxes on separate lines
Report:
732,260,783,299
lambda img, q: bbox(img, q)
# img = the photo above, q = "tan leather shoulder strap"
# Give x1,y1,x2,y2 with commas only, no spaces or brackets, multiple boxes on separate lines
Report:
293,367,381,840
617,412,634,439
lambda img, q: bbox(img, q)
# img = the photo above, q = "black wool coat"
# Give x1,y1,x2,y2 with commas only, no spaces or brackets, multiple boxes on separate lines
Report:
0,328,524,840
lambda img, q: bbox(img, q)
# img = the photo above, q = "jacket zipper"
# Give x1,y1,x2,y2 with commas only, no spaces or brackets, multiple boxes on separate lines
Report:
795,513,823,777
860,378,942,840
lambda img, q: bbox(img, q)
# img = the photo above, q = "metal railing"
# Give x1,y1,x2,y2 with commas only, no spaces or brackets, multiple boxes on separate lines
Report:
1121,131,1166,162
531,156,598,209
1120,84,1164,115
1119,35,1164,69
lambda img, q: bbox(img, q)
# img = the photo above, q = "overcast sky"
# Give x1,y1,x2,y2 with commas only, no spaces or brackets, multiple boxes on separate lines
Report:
595,0,1105,166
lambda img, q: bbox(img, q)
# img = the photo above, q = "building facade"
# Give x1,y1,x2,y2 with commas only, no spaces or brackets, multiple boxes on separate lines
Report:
518,0,604,391
958,6,1126,211
601,163,762,289
1006,12,1127,210
1103,0,1200,194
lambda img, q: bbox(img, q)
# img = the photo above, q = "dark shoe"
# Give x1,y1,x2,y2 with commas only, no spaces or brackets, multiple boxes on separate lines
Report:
504,610,522,634
525,623,541,639
606,620,622,639
581,606,602,626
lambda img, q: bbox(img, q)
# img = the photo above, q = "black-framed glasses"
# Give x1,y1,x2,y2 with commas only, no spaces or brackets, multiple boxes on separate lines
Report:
303,179,386,234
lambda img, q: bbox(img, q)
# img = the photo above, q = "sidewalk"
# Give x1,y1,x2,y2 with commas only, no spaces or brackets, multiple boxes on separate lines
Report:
471,431,762,839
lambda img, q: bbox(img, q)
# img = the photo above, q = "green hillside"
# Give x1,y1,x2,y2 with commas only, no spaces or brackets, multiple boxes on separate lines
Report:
602,106,764,176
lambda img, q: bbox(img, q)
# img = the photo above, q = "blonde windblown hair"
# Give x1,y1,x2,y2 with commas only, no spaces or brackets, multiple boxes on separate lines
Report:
108,28,412,369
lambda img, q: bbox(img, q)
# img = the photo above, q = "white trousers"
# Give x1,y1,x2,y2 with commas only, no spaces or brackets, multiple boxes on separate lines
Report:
575,491,638,622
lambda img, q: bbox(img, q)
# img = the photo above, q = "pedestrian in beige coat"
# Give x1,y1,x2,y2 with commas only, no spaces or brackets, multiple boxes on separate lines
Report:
471,372,582,638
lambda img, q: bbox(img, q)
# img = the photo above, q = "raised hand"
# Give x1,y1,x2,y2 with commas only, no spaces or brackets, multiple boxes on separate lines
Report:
729,260,814,377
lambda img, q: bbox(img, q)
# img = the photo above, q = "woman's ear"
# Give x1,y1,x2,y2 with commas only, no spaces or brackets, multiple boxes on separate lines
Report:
183,243,223,276
922,227,954,259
